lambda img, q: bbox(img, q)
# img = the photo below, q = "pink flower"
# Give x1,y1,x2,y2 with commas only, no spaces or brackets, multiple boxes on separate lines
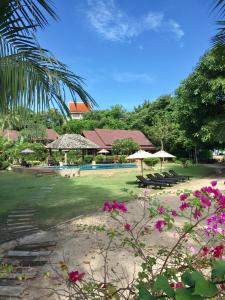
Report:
179,202,190,211
170,282,183,289
124,223,131,231
193,190,201,197
171,210,177,217
193,209,202,220
200,195,211,208
103,201,127,213
179,193,188,201
157,206,166,214
212,244,224,258
201,246,210,256
68,271,85,283
154,219,166,232
211,180,218,187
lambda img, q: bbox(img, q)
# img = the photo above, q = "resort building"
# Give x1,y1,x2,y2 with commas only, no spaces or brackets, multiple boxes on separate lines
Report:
68,102,90,120
1,128,59,143
82,128,155,152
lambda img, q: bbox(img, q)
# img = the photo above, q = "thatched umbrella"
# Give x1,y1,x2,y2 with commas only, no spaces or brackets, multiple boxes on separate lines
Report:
151,150,175,172
46,134,99,164
126,150,153,176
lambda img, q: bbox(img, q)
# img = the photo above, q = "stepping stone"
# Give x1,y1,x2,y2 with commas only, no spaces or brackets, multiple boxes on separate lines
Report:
0,285,25,297
8,214,34,219
8,225,36,230
2,258,47,267
7,250,51,257
15,241,56,251
11,227,39,234
0,272,37,280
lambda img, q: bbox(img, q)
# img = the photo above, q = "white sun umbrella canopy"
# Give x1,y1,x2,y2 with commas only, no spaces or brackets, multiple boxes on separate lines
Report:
151,150,175,171
20,148,34,154
97,149,110,154
127,150,153,176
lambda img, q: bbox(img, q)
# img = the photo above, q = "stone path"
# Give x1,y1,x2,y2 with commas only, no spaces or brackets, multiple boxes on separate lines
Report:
0,179,59,298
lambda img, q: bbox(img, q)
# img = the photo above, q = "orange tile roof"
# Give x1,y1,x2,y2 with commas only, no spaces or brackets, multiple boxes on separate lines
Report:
69,102,90,113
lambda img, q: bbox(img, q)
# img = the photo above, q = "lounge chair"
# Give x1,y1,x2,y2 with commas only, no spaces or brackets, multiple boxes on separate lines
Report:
136,176,169,189
146,173,174,186
169,170,192,180
162,172,186,182
153,173,178,184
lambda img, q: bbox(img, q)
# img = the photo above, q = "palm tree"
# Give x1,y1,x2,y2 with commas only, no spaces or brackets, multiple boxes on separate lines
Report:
0,0,96,116
212,0,225,45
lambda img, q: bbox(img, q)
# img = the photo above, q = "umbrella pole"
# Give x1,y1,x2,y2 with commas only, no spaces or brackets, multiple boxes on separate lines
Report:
141,159,143,176
160,158,162,172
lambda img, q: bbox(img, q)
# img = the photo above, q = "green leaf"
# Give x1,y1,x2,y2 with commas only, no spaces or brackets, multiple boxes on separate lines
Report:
153,275,175,298
191,272,218,297
175,288,203,300
181,272,195,287
212,260,225,280
138,284,157,300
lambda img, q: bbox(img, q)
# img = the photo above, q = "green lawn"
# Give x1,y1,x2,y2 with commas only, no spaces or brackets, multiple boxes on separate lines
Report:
0,164,214,227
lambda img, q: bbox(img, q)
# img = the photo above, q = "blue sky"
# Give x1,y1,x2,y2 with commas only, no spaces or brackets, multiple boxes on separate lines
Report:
37,0,217,110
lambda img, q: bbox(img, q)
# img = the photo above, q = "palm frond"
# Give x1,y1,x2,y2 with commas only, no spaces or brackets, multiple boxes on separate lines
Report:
212,0,225,45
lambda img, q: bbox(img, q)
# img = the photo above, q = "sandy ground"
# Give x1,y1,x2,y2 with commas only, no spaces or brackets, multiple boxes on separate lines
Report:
1,176,225,299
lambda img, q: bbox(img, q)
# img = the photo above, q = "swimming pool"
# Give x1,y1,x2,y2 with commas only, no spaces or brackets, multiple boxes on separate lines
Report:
47,163,137,171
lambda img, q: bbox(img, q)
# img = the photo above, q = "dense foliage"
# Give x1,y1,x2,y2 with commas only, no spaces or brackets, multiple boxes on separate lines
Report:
112,138,140,155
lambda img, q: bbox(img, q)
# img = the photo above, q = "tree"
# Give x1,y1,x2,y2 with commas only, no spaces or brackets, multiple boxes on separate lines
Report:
19,119,47,142
112,138,140,155
0,0,95,115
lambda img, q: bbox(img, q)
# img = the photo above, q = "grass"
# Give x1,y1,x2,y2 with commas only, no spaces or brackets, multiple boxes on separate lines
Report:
0,163,214,227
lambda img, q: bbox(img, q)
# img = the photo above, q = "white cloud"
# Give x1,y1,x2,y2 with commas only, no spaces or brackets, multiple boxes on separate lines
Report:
113,72,154,84
84,0,184,43
167,20,184,41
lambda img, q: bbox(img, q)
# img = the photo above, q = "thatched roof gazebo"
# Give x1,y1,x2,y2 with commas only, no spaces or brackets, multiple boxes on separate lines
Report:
46,134,99,164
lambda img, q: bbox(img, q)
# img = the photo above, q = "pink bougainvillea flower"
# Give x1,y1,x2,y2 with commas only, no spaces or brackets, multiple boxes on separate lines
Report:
212,244,224,258
201,246,210,256
179,193,188,201
103,201,127,213
200,195,211,208
68,271,85,283
154,219,166,232
170,282,183,289
193,190,201,198
157,206,166,214
179,202,190,211
211,180,218,187
171,210,177,217
193,209,202,220
124,223,131,231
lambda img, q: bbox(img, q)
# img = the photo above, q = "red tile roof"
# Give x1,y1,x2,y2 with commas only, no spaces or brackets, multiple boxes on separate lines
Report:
82,129,155,150
2,129,59,142
69,102,90,113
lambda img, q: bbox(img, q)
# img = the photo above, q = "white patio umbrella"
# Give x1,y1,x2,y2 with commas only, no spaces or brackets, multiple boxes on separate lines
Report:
97,149,110,154
20,148,34,154
126,150,153,176
151,150,175,172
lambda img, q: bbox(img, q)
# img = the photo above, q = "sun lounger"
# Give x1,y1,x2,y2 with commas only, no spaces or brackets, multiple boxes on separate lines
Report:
169,170,192,180
136,176,169,189
162,172,186,182
146,173,174,186
153,173,178,184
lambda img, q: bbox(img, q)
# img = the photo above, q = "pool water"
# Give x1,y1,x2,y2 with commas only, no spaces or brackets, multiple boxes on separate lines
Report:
47,163,137,171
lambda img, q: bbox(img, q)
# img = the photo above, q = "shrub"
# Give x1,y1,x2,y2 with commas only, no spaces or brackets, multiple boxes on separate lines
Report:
0,160,10,170
95,155,104,163
118,155,127,163
27,160,41,166
144,157,160,167
83,155,94,164
96,155,114,164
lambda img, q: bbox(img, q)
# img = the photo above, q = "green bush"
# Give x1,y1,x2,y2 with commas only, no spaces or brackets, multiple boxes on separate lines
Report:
96,155,114,164
118,155,127,163
83,155,94,164
144,157,160,167
0,160,10,170
27,160,41,166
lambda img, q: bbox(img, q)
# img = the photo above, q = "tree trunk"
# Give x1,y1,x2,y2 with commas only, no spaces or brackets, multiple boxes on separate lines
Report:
194,146,198,164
